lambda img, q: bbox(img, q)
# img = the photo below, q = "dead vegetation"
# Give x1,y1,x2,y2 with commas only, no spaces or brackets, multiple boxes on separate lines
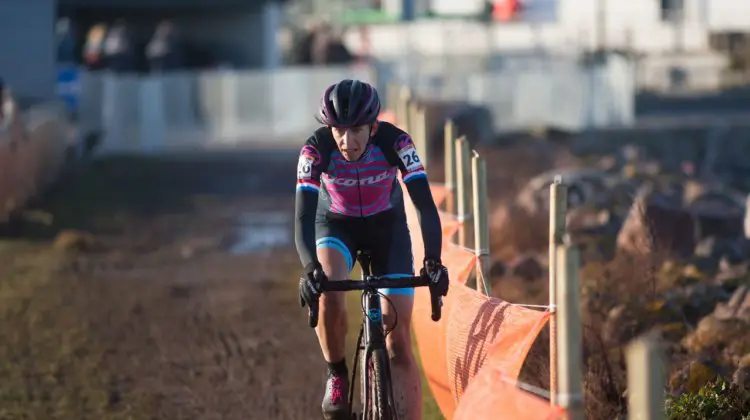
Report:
0,153,330,419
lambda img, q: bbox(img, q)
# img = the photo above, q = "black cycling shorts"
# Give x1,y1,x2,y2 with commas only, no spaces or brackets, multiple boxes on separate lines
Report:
315,209,415,296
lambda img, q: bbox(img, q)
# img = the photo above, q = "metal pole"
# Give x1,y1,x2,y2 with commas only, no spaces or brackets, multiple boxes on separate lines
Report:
556,242,584,420
397,86,411,130
549,176,568,405
627,335,666,420
415,106,428,170
454,136,472,248
472,151,490,295
444,119,457,216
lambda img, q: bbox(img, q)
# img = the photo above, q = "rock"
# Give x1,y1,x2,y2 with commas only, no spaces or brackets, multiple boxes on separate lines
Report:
680,264,707,283
642,161,662,177
694,236,731,259
515,168,614,215
657,259,683,289
616,186,696,258
682,315,749,353
603,304,640,345
713,263,750,291
714,285,750,323
52,230,97,252
683,179,707,205
669,359,723,394
489,260,506,277
732,354,750,391
656,322,689,341
507,254,544,281
719,254,748,275
678,283,732,323
686,257,720,279
621,163,638,179
728,237,750,261
596,155,617,171
600,300,680,346
690,191,744,239
489,204,547,261
446,104,495,147
566,206,612,233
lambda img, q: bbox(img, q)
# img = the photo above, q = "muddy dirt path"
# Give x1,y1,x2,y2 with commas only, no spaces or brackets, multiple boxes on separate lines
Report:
0,152,331,420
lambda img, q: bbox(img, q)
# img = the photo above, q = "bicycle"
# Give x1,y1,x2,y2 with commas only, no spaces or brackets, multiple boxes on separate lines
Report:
306,250,444,420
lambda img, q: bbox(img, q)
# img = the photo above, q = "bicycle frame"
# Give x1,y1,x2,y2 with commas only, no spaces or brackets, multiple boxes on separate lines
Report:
310,252,441,419
350,252,394,420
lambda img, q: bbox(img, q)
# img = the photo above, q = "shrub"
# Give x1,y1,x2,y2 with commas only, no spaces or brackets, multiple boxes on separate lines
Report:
665,378,750,420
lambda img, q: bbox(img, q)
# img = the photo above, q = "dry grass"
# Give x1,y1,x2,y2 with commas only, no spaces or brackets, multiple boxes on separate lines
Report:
477,143,694,419
0,153,331,419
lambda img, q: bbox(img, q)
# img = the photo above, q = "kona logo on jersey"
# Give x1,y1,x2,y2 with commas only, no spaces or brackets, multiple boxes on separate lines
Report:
330,170,392,186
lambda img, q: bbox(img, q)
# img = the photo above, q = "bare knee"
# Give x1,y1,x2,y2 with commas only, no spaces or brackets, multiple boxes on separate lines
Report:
317,246,350,322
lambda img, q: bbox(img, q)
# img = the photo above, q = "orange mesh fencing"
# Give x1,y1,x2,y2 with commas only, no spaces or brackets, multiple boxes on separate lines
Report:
430,184,448,207
454,358,565,420
402,178,553,419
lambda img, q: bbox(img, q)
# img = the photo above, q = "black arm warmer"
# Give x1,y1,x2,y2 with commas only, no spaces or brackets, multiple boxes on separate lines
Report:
294,189,319,273
405,177,442,262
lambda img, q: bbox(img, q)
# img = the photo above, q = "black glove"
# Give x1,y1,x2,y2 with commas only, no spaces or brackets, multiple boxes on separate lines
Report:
421,258,449,297
299,263,326,309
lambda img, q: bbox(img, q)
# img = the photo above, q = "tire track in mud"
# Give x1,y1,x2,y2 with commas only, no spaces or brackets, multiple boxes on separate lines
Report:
0,151,329,420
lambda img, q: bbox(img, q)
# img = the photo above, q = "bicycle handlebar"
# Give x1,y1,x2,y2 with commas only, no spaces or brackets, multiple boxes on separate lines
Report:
306,275,443,328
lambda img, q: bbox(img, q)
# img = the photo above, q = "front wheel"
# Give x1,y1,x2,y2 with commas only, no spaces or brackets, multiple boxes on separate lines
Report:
361,348,393,420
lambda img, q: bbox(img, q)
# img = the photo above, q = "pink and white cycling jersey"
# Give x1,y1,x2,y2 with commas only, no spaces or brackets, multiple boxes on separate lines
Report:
295,121,427,218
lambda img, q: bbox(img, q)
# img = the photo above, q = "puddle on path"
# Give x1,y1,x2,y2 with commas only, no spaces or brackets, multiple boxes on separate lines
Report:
229,212,292,255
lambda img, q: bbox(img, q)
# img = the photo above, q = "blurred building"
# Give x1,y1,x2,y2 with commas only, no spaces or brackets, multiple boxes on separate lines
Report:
0,0,286,101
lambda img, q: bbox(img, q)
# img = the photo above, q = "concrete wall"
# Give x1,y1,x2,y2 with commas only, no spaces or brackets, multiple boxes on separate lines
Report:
0,0,57,101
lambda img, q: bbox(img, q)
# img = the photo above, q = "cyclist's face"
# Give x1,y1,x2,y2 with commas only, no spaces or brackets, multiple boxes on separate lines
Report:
332,124,370,161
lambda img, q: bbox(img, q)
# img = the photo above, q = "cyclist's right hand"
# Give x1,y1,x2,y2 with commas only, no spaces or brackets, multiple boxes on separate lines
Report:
299,263,327,328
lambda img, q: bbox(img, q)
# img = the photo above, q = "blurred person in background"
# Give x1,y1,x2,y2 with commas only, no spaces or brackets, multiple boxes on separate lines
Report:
56,17,78,65
83,23,108,71
0,77,7,127
0,78,18,133
324,28,355,65
103,19,136,73
146,20,185,72
310,21,332,65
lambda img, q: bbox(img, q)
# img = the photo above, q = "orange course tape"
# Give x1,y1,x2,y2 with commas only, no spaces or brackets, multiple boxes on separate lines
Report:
393,135,560,418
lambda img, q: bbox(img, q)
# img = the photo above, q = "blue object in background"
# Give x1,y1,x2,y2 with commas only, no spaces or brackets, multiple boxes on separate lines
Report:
56,64,80,114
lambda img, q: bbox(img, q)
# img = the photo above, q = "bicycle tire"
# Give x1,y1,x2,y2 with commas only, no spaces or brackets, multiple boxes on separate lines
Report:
362,348,392,420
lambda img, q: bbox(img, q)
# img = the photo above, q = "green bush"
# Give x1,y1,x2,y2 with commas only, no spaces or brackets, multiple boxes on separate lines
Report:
665,378,750,420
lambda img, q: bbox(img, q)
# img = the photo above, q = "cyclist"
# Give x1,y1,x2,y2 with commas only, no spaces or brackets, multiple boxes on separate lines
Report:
295,79,450,420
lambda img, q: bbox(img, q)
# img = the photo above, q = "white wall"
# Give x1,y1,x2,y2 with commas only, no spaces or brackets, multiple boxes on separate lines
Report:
0,0,56,101
701,0,750,32
345,0,750,56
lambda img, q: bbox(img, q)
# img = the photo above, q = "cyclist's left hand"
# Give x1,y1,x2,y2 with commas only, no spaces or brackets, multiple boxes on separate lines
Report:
421,258,449,297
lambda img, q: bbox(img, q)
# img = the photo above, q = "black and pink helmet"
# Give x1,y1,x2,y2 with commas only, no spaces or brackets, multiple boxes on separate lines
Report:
316,79,381,128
